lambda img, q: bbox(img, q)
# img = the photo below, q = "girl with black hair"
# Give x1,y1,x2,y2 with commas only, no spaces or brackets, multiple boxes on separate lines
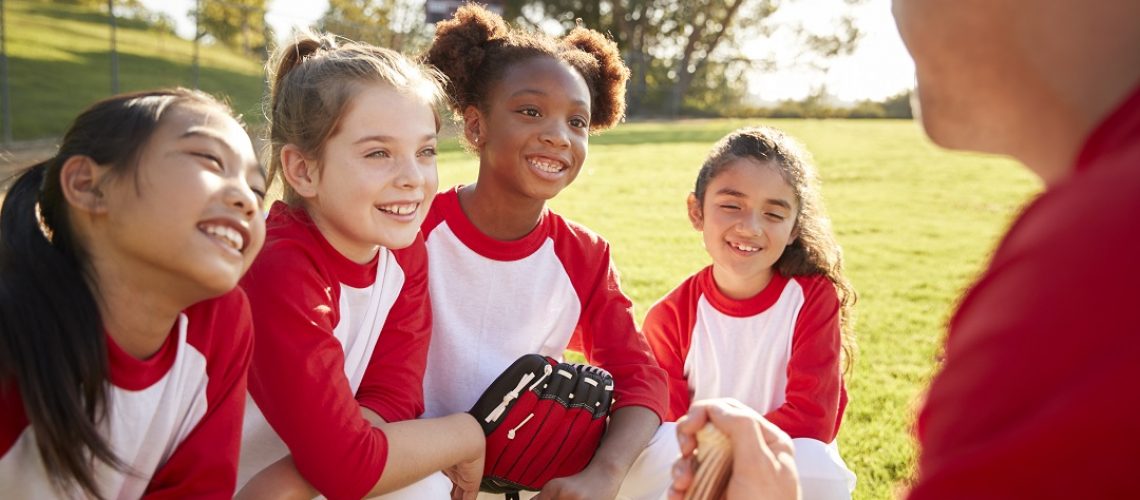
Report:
0,88,267,498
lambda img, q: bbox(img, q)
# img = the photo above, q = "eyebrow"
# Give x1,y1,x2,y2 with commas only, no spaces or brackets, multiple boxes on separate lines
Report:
353,134,438,145
509,89,590,109
714,188,793,209
181,128,261,178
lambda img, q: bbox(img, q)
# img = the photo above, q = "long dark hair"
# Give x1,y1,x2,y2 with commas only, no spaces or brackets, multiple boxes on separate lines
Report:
0,88,229,498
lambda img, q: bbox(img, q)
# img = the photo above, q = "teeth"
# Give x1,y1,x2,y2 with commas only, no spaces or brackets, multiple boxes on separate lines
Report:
201,224,244,251
378,203,418,216
730,242,759,252
529,157,564,173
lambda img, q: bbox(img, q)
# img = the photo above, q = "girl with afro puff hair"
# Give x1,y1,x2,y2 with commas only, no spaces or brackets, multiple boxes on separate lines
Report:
421,4,673,499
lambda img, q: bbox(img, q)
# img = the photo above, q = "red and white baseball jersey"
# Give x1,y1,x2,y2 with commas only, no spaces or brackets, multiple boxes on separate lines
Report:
238,202,432,500
0,289,254,498
419,187,667,421
643,266,846,442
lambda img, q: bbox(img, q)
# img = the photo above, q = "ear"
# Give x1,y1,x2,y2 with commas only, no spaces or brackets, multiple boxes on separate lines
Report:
686,192,704,231
280,144,319,198
462,105,484,148
788,222,801,246
59,155,109,215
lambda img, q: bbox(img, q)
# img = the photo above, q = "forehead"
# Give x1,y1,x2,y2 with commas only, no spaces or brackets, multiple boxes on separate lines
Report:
338,83,437,137
158,104,251,147
494,56,591,108
708,157,795,198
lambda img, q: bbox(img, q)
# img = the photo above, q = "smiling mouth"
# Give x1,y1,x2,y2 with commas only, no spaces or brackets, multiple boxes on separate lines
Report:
200,223,245,252
377,202,419,216
528,157,567,174
729,241,759,253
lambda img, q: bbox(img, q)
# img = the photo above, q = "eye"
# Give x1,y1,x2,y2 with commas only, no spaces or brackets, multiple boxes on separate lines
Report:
417,146,438,158
518,107,541,118
366,150,390,159
251,187,267,201
719,204,740,211
765,212,787,221
569,116,589,129
192,152,225,172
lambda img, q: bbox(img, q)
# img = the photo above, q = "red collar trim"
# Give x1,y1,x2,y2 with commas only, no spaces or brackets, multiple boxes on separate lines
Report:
436,187,551,261
698,266,790,317
106,315,182,391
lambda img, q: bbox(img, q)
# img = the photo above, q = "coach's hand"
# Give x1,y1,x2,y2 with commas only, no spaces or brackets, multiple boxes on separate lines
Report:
669,399,801,500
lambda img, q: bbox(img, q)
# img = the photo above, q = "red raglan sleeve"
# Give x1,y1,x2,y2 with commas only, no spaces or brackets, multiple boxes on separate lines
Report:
642,284,696,422
355,235,432,422
566,240,668,422
241,242,387,500
143,289,254,499
763,277,844,442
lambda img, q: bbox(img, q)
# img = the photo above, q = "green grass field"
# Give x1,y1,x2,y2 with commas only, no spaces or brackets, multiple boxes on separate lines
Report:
437,119,1041,499
4,0,265,140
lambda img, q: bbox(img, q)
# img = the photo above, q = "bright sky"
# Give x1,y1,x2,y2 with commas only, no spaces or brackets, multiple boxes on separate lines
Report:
140,0,914,103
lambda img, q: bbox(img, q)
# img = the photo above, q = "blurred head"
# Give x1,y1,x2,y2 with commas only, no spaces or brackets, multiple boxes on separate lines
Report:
0,88,264,499
892,0,1140,181
267,32,446,260
426,3,629,201
690,127,855,368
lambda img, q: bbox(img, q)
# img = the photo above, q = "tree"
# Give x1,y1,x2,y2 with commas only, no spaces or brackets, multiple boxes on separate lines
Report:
318,0,433,53
198,0,268,56
502,0,864,118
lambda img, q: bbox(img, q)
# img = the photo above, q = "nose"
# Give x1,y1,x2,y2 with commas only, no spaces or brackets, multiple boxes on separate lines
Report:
540,121,571,149
394,154,425,189
737,212,764,236
225,181,259,220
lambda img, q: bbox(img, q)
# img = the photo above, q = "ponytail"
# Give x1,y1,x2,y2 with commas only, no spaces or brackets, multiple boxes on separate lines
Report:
0,162,117,498
0,88,227,498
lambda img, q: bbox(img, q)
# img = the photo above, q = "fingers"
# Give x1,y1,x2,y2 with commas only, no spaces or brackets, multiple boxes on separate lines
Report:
667,456,695,500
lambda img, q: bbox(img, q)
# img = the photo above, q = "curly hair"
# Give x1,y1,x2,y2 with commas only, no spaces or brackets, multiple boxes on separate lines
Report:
694,126,858,373
425,3,629,133
266,30,447,204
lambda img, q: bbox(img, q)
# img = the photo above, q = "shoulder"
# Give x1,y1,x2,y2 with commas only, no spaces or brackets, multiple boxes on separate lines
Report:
547,211,608,252
787,274,840,305
390,232,428,276
645,269,705,326
184,288,254,361
422,187,461,237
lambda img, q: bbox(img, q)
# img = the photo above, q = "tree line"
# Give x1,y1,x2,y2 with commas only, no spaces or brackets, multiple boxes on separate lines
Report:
54,0,911,119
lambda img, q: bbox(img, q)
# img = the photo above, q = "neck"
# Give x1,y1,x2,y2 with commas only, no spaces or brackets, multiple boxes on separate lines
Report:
1010,2,1140,184
458,182,546,241
305,203,380,264
86,259,188,360
711,265,773,301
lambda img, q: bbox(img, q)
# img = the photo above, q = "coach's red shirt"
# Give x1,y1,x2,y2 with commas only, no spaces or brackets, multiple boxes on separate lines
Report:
910,84,1140,498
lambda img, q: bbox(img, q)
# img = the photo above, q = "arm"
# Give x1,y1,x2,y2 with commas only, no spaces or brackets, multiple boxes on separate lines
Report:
239,413,486,500
143,290,254,499
355,240,432,422
547,247,667,498
241,249,389,500
642,297,694,422
762,279,843,442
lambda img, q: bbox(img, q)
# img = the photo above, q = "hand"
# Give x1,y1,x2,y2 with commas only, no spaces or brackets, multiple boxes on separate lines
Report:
668,399,800,500
534,462,623,500
443,454,484,500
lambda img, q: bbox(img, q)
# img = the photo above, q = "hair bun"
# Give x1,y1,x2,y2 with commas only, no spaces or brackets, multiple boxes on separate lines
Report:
426,4,510,111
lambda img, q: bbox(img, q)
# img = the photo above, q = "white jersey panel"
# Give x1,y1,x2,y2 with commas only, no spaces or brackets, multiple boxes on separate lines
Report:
238,248,404,487
686,279,806,414
423,222,581,418
0,314,209,499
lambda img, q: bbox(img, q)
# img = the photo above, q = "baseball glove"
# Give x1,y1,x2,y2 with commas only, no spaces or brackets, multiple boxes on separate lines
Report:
468,354,615,497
